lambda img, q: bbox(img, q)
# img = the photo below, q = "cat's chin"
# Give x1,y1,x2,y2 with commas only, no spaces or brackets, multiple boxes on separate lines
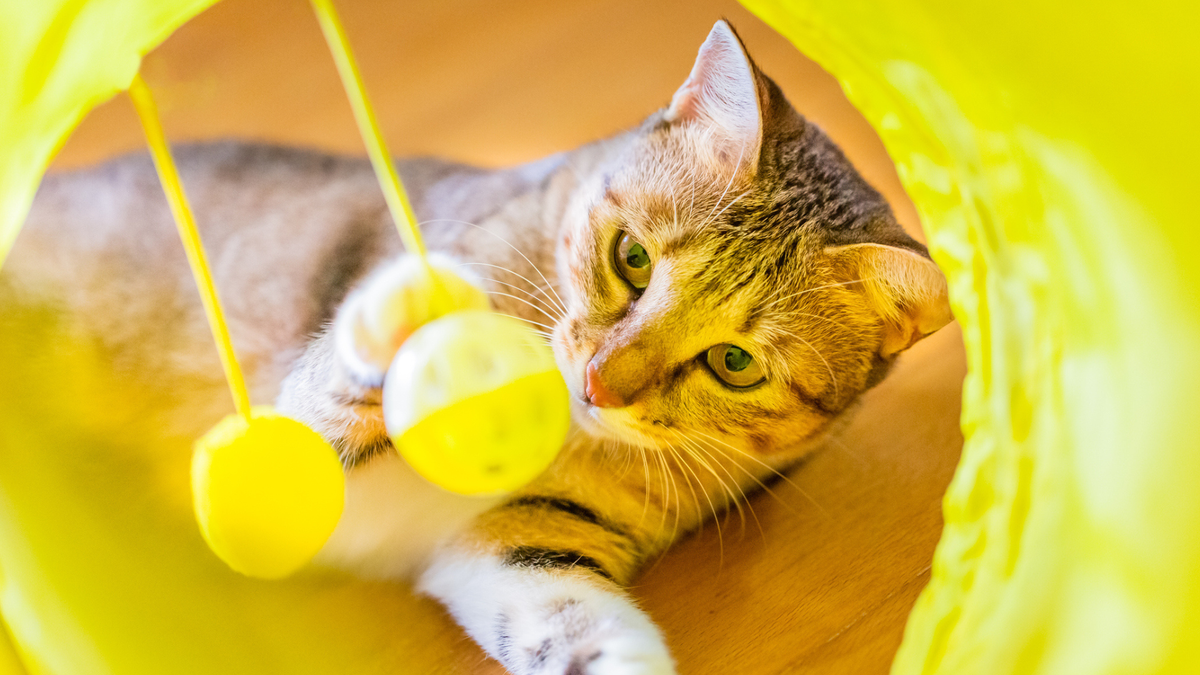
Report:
570,399,672,451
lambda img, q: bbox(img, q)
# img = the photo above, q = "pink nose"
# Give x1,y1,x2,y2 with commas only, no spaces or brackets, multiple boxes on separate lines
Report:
585,361,625,408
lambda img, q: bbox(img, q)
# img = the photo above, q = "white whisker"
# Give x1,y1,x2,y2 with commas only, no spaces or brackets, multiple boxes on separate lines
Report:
457,261,568,317
691,429,827,519
493,313,557,334
668,443,723,570
758,277,881,313
795,333,840,401
476,276,564,320
674,431,753,538
425,219,570,318
702,144,747,228
485,291,563,326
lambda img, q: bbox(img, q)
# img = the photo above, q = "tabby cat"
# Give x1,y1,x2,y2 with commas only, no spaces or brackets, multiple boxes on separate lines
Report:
8,21,950,675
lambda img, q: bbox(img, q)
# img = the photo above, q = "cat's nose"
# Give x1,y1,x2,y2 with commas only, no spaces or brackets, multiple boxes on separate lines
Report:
585,361,625,408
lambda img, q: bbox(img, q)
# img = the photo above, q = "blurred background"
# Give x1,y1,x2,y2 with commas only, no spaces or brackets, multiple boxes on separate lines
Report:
32,0,967,672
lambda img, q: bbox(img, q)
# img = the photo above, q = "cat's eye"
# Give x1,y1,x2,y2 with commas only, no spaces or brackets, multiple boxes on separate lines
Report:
613,231,652,290
706,344,766,389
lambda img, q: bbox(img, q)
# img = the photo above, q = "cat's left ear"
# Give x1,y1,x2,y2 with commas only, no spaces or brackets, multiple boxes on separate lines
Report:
826,243,953,357
666,20,764,172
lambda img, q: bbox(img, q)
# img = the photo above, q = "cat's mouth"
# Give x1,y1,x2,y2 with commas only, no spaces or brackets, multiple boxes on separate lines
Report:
571,398,672,450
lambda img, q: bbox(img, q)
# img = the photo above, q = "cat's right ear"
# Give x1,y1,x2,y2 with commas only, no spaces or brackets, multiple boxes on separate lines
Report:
666,20,764,172
825,243,953,357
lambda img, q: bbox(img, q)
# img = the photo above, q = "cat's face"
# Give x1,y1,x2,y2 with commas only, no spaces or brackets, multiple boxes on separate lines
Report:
551,22,950,457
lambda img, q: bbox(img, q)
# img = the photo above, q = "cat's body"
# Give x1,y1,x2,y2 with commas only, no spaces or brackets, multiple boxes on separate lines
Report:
3,23,950,675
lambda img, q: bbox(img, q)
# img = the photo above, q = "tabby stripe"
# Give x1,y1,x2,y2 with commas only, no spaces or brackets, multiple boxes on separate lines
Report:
504,546,615,582
505,496,629,539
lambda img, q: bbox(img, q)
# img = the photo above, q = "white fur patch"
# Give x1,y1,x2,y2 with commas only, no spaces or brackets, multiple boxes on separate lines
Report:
419,550,675,675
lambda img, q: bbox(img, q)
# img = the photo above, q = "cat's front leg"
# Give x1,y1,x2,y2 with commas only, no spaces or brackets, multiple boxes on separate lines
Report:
420,545,674,675
278,252,502,577
278,252,487,466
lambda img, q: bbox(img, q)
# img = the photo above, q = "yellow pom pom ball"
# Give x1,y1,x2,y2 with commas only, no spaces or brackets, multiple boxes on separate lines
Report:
192,408,345,579
384,310,570,495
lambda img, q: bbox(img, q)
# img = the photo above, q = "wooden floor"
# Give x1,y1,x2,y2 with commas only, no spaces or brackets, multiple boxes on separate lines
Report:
51,0,967,672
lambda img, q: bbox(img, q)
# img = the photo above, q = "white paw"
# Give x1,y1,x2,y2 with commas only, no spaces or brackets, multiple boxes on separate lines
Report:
420,552,676,675
566,633,675,675
334,252,488,385
497,597,675,675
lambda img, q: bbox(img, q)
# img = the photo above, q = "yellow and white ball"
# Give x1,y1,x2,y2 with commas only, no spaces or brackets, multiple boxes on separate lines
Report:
383,310,570,495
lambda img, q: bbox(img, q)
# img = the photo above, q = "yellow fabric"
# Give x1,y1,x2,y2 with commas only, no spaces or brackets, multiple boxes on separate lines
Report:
739,1,1200,673
0,0,219,270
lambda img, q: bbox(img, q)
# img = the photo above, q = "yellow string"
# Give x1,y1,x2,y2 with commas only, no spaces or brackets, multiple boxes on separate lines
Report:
125,1,434,428
128,75,253,423
309,0,428,260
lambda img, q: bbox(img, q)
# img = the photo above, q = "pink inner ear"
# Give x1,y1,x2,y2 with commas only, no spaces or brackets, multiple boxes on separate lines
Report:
667,22,762,164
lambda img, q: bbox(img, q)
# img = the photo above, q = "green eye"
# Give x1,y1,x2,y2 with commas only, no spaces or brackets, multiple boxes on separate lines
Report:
724,346,753,372
706,344,766,389
614,231,652,289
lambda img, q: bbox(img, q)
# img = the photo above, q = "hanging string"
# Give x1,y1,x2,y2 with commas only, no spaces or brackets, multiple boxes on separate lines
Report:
309,0,429,261
127,0,436,428
128,75,253,422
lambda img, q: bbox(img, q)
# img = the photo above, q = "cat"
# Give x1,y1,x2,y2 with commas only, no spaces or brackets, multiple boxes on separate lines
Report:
5,20,950,675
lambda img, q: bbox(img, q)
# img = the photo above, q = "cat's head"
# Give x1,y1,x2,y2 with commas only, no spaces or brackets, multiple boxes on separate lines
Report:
552,21,951,456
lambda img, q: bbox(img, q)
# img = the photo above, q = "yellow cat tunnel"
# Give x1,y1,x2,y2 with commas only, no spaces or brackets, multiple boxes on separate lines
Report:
2,1,1199,674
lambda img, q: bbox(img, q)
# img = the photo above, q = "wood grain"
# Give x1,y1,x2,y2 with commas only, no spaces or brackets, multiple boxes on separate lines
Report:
48,0,966,672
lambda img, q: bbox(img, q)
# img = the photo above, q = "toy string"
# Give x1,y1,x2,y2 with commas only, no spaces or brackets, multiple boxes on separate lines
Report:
126,0,435,426
309,0,429,261
128,75,253,422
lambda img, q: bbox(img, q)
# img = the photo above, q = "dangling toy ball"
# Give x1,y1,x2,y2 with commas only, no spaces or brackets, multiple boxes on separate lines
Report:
384,310,570,495
192,408,345,579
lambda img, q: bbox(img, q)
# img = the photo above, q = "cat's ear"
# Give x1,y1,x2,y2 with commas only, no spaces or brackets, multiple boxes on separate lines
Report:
666,20,763,171
826,243,953,357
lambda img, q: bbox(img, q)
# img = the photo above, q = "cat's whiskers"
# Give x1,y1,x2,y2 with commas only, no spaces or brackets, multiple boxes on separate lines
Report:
662,448,695,564
457,261,568,318
681,439,746,551
665,442,723,570
678,431,773,541
794,333,841,401
689,429,826,519
485,291,563,327
696,143,747,228
670,182,680,230
424,219,570,317
790,311,855,334
476,276,565,321
758,276,882,313
669,429,756,539
636,442,653,532
615,440,640,482
697,189,751,232
493,313,557,335
662,428,742,526
650,447,678,547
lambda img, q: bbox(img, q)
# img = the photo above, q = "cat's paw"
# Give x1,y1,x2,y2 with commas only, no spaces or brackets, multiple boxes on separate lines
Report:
421,551,676,675
497,596,675,675
334,252,488,385
564,633,675,675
